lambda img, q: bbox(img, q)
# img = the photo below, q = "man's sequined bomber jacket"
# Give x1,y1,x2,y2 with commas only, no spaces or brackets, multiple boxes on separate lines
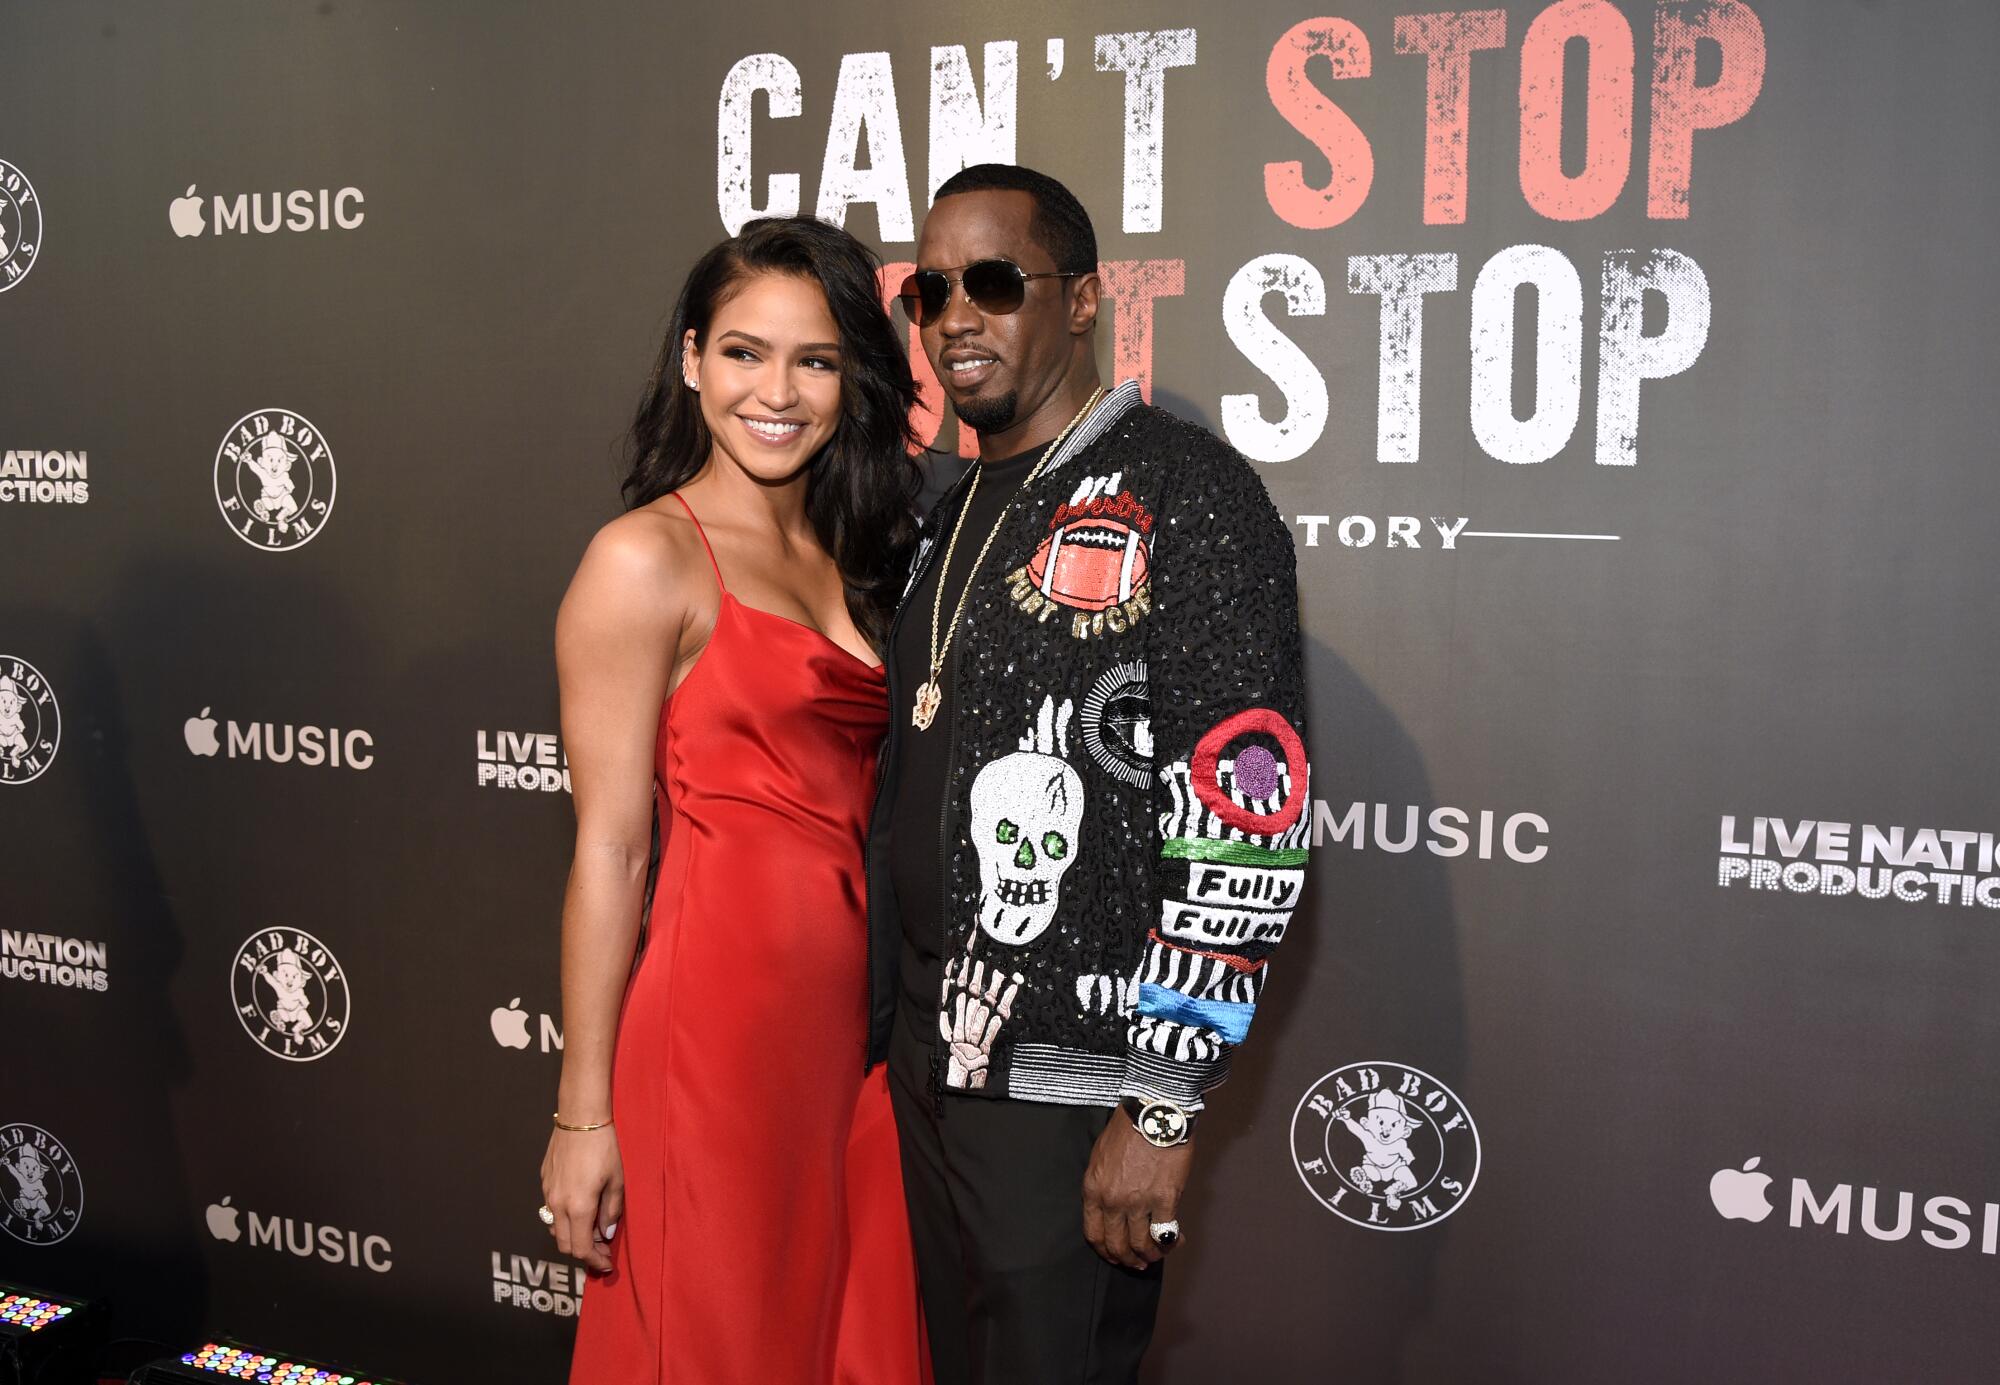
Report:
864,380,1312,1112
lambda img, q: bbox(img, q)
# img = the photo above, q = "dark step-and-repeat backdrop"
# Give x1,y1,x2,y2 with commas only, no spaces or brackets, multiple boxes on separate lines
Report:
5,2,1996,1380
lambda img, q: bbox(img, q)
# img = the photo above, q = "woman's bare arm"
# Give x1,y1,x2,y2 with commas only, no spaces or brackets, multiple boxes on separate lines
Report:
542,509,701,1269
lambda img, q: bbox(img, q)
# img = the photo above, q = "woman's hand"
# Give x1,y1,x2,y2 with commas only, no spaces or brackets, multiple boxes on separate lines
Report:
541,1125,625,1273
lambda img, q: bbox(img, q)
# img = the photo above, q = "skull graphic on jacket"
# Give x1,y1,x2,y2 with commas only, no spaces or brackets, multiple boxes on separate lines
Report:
969,696,1084,945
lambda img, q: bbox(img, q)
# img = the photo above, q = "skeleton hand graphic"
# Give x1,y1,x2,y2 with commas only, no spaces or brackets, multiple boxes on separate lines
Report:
940,952,1024,1090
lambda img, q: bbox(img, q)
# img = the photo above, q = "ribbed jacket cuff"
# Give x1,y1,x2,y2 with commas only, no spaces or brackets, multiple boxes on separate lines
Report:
1119,1048,1232,1112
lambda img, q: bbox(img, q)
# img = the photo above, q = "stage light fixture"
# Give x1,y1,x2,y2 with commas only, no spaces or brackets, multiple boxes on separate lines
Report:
0,1281,108,1385
130,1339,405,1385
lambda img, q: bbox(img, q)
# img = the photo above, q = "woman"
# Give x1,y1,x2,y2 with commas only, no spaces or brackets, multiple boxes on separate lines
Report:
542,216,927,1383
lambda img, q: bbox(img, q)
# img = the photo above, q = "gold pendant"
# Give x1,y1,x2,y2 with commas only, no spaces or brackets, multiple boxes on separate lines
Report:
912,680,942,730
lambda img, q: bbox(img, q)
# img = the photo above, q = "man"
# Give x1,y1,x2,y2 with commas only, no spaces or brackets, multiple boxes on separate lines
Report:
865,164,1310,1383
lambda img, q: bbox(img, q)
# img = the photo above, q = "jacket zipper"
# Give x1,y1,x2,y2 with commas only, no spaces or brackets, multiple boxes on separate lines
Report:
930,441,1066,1116
865,464,977,1083
931,665,960,1118
909,395,1121,1101
928,470,982,1117
861,599,907,1072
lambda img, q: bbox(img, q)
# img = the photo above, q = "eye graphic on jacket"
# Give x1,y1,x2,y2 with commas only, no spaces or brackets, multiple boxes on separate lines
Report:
1079,662,1153,788
1002,829,1070,869
996,819,1019,844
1190,708,1310,835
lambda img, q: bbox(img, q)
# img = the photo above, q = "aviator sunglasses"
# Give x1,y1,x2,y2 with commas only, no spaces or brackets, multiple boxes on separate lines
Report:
896,259,1083,327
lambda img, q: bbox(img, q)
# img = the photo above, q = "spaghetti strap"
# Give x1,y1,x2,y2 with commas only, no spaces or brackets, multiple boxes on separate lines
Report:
670,492,727,594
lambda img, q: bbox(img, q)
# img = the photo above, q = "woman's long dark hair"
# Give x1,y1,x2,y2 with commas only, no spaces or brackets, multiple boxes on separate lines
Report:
622,216,921,648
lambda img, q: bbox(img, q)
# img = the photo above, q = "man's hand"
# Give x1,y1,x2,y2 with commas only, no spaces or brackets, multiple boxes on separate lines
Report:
941,953,1022,1090
1082,1111,1193,1270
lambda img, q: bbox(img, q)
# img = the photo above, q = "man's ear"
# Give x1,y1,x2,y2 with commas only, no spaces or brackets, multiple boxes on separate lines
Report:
1068,270,1103,337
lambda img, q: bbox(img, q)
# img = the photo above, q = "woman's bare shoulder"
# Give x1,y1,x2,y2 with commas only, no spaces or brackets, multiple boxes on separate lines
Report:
562,499,714,632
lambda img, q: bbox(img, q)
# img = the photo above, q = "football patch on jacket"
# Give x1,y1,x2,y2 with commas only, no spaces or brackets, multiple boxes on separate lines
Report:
1006,473,1154,640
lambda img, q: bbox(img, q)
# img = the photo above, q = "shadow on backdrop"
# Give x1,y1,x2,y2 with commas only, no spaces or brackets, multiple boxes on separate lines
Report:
0,603,205,1374
1134,383,1470,1385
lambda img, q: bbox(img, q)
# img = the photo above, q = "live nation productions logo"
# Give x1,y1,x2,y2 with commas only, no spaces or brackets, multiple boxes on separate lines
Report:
231,928,350,1061
1292,1062,1480,1230
1716,814,2000,909
2,930,109,992
0,158,41,291
0,656,59,785
492,1250,585,1316
213,410,336,551
1,450,89,505
477,729,570,793
0,1124,82,1245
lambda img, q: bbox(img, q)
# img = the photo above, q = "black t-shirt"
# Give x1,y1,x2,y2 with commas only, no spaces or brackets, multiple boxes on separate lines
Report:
889,444,1050,1038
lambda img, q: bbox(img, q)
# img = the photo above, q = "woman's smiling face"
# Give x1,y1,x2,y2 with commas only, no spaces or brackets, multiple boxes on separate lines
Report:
684,271,845,484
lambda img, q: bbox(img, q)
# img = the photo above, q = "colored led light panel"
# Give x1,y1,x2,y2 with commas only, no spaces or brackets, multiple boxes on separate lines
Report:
0,1293,73,1332
178,1342,383,1385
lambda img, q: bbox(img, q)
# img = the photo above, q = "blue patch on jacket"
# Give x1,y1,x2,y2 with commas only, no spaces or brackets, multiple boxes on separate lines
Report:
1137,983,1254,1044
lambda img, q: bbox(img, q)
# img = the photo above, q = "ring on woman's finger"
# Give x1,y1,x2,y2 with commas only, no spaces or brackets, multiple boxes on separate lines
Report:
537,1204,556,1226
1148,1219,1181,1247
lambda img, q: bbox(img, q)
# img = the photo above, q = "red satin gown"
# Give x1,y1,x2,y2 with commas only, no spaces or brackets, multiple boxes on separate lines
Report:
569,494,927,1384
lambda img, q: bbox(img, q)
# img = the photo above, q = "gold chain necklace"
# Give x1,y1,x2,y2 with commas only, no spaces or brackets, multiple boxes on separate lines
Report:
912,386,1104,731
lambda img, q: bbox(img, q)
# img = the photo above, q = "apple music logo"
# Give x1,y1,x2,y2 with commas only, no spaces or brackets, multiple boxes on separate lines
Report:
185,708,375,770
1709,1157,1775,1222
490,998,562,1054
205,1195,392,1273
170,185,365,238
1711,1155,2000,1253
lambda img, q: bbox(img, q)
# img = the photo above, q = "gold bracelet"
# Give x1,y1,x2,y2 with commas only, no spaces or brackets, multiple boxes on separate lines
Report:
552,1112,612,1132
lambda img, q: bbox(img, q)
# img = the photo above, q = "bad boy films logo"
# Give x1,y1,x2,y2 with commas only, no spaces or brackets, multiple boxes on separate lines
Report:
0,159,42,291
1292,1062,1480,1230
0,1124,82,1244
231,928,350,1060
0,656,60,785
213,410,336,551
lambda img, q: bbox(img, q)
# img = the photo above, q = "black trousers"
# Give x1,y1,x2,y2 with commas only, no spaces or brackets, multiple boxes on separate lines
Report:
887,1010,1163,1385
